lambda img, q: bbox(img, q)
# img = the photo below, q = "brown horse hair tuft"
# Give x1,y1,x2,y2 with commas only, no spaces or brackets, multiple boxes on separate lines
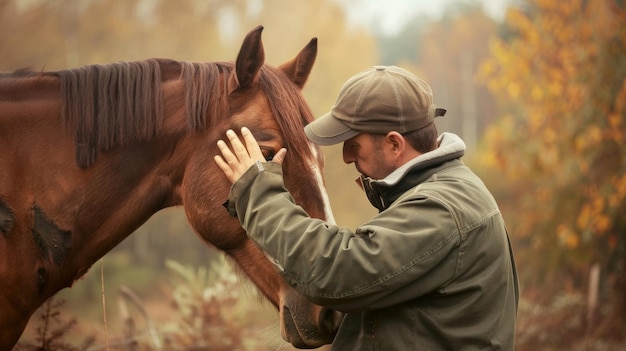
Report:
56,59,232,168
179,61,229,132
57,59,164,168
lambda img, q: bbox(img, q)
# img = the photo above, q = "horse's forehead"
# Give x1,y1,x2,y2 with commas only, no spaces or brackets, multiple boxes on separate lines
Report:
232,89,280,130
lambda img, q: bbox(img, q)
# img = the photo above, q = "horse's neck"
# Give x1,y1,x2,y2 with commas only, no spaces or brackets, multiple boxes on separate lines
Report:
0,73,60,101
1,106,185,294
0,75,64,146
0,67,196,295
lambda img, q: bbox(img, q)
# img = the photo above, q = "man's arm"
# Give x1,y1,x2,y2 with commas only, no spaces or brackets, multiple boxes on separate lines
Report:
214,127,458,312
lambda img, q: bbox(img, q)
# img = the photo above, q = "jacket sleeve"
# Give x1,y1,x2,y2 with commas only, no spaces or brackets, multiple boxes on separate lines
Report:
227,162,461,312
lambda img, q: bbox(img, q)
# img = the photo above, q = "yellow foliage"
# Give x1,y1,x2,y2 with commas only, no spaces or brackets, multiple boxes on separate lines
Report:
547,81,562,98
479,0,626,287
574,135,585,154
576,191,614,237
576,204,591,231
588,125,603,144
609,174,626,208
527,110,543,133
540,145,558,168
594,215,611,235
507,82,521,99
618,81,626,112
531,85,543,102
557,224,579,249
537,187,552,203
565,234,580,250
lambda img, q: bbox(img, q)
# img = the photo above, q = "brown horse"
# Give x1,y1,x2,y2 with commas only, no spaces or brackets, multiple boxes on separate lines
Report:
0,26,341,349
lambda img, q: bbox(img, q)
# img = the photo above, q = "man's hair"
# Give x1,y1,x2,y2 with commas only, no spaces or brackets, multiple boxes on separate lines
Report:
403,123,439,153
370,123,438,154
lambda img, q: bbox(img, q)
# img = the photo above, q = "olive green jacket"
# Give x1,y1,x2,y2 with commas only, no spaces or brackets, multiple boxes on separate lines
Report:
226,133,519,350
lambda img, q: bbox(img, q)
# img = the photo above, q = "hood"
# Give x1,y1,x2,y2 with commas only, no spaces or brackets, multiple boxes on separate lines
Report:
357,132,467,211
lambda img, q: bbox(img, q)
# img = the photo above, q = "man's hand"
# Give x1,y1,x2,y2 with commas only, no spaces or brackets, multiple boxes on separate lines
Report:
214,127,287,184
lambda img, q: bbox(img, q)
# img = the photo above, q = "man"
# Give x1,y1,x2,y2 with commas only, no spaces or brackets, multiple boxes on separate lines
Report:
215,66,519,350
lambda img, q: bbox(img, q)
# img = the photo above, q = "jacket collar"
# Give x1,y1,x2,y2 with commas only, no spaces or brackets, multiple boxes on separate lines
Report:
358,133,467,211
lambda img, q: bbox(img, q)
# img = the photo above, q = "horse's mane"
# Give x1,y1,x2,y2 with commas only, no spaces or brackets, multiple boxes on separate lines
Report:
56,59,225,168
0,69,38,78
258,65,316,167
54,59,314,168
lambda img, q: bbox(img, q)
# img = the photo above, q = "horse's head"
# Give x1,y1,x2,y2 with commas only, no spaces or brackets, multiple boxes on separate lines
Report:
226,27,332,225
182,26,341,348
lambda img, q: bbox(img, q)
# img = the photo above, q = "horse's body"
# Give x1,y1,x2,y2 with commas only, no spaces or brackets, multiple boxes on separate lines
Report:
0,26,340,349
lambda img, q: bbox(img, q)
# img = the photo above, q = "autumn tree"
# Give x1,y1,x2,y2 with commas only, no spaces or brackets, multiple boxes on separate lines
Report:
414,3,500,151
478,0,626,341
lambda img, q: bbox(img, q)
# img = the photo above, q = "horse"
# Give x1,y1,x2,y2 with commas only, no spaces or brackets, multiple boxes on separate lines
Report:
0,25,342,349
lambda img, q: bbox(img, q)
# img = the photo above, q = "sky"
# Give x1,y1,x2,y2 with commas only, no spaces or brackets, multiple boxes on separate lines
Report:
339,0,514,36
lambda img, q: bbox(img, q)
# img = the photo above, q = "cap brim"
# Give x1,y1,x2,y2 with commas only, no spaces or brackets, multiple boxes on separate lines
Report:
304,111,361,146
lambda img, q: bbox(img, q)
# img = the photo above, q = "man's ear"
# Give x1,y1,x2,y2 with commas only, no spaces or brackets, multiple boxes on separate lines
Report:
386,132,405,153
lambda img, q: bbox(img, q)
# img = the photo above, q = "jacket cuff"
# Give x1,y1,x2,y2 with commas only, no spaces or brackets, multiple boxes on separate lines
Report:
223,162,282,217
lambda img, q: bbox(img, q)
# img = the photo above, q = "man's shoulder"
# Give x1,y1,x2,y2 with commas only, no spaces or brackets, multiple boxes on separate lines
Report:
401,162,495,208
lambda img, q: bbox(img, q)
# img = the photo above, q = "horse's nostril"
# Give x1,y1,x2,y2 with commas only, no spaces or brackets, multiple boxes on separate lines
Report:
282,306,307,348
322,308,343,336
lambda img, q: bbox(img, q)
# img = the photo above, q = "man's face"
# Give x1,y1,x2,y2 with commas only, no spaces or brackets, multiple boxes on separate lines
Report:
342,133,396,180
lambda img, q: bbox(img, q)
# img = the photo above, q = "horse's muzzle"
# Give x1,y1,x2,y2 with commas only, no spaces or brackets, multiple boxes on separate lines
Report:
281,306,343,348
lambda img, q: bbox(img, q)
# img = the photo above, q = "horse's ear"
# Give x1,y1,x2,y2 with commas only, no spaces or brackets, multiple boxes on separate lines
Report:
229,25,265,93
279,38,317,89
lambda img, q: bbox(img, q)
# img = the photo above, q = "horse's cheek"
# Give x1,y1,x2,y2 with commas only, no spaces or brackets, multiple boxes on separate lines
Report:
181,170,247,251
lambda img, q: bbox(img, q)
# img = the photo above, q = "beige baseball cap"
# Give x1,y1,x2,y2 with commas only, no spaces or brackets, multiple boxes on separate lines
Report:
305,66,446,145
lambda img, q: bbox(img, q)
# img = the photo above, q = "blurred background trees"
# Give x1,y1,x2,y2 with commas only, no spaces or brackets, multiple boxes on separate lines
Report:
3,0,625,349
476,0,626,346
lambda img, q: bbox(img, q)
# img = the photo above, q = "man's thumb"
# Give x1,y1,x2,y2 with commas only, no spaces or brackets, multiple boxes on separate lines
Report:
272,148,287,165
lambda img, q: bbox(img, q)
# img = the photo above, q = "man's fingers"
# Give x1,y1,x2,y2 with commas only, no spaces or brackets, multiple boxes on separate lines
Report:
215,127,278,185
214,155,236,183
272,148,287,165
241,127,264,160
216,139,238,165
225,129,250,160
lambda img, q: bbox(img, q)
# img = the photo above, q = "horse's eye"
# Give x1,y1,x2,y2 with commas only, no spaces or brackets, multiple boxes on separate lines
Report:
261,148,276,161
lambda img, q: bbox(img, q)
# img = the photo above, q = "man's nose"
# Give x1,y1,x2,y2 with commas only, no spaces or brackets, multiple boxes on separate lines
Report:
342,143,354,164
